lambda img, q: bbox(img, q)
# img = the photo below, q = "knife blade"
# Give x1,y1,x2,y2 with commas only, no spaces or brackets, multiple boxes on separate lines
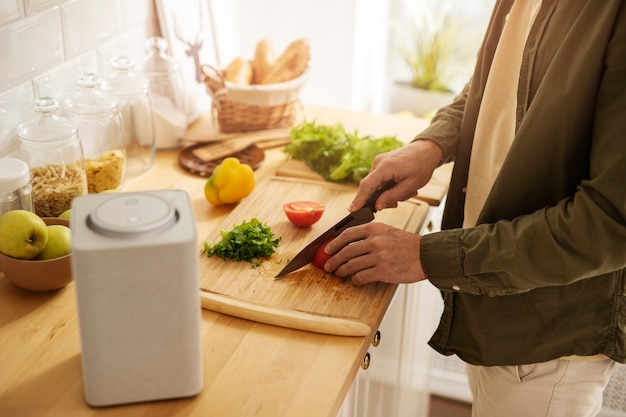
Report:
275,181,394,278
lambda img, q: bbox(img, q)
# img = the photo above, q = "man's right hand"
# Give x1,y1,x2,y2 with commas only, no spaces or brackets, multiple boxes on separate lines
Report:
349,139,444,212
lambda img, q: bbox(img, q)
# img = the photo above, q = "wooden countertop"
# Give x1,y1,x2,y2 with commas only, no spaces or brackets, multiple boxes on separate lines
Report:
0,106,446,417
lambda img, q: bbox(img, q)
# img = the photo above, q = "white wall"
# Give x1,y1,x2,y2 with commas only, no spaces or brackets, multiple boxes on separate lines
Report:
0,0,160,156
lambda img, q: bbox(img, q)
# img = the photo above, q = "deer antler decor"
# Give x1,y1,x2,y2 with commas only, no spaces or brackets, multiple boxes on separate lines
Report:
173,1,205,83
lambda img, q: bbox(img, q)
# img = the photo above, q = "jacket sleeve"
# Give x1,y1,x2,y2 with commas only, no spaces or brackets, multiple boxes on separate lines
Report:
421,3,626,296
411,83,469,165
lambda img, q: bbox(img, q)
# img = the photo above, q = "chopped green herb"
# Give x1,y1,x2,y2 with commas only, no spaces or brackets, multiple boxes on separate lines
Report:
204,218,281,264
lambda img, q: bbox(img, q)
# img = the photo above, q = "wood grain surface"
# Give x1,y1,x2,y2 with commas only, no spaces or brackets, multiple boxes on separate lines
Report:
0,108,442,417
197,176,429,335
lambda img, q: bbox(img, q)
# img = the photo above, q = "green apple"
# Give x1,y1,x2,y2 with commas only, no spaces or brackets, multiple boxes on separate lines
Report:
36,225,71,260
0,210,48,259
58,209,72,220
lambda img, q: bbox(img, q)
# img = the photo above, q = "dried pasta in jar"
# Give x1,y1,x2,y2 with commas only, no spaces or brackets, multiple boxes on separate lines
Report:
30,163,87,218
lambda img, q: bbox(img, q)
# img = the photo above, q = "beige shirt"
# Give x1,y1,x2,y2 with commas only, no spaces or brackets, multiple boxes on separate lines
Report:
463,0,543,228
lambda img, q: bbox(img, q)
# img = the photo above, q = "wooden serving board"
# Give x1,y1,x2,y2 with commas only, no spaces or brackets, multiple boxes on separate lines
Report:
197,176,429,337
183,111,293,142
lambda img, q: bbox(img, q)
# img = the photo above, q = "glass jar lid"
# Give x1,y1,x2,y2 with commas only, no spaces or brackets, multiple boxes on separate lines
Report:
142,37,181,76
62,73,118,117
17,97,78,144
101,56,150,99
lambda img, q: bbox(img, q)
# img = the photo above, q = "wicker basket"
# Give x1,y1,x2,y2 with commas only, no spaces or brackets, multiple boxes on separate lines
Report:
201,65,308,133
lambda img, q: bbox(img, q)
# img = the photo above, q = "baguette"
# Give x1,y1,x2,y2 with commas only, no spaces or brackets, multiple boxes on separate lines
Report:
260,38,310,84
224,57,253,85
252,39,276,84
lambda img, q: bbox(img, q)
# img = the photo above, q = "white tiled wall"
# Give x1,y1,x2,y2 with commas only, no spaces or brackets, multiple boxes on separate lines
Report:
0,0,159,156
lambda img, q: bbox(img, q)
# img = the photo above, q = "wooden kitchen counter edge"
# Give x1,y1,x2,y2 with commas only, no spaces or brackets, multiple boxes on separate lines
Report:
0,107,441,417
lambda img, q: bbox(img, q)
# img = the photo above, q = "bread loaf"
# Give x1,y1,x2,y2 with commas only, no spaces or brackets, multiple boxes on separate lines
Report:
224,58,253,85
252,39,276,84
260,38,310,84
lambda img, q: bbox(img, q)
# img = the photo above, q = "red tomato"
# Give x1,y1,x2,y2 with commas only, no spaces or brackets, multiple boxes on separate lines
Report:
283,201,325,227
311,239,333,270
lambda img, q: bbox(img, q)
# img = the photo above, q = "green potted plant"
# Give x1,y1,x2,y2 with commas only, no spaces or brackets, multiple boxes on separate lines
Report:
388,0,459,117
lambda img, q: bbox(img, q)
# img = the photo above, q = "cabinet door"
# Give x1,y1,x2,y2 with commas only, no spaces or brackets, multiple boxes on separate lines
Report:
338,283,440,417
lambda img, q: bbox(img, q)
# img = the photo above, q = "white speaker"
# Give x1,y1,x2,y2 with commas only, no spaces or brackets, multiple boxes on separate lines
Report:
70,190,203,407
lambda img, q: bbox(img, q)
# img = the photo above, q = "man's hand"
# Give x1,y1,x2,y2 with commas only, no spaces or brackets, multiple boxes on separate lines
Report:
349,140,443,212
323,222,428,286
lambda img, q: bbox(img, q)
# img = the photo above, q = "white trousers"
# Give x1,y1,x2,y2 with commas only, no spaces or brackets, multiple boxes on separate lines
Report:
466,358,616,417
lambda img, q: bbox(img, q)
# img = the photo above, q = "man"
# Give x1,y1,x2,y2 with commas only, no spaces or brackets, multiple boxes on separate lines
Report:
322,0,626,415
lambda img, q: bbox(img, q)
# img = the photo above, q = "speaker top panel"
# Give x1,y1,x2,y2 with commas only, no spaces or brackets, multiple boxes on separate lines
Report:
87,194,177,238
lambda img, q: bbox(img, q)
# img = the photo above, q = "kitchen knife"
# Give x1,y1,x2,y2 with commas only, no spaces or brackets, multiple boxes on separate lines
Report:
275,181,394,278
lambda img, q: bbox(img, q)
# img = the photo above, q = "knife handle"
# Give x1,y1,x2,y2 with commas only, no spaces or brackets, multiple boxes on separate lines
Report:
363,180,395,212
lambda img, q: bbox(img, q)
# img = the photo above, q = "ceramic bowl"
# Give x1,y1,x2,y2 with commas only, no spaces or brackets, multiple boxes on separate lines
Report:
0,217,72,292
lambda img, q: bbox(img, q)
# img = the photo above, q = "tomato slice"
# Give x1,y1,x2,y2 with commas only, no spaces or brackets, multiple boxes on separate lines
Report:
283,201,325,227
311,239,333,270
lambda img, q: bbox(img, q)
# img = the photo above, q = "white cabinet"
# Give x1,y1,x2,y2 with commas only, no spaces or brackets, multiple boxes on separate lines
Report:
337,273,442,416
335,204,445,417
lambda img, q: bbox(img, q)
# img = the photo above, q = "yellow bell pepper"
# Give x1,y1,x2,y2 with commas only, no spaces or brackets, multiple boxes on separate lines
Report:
204,157,255,206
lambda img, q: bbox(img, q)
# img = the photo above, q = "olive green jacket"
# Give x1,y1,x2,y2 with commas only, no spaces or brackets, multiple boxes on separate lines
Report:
416,0,626,365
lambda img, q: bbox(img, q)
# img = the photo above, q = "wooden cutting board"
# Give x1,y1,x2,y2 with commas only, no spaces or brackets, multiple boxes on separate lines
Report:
197,176,429,337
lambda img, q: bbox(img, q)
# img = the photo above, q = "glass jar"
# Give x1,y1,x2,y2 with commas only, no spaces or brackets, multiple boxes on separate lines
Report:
17,97,87,218
0,157,33,215
101,56,156,175
61,73,126,193
141,37,187,149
